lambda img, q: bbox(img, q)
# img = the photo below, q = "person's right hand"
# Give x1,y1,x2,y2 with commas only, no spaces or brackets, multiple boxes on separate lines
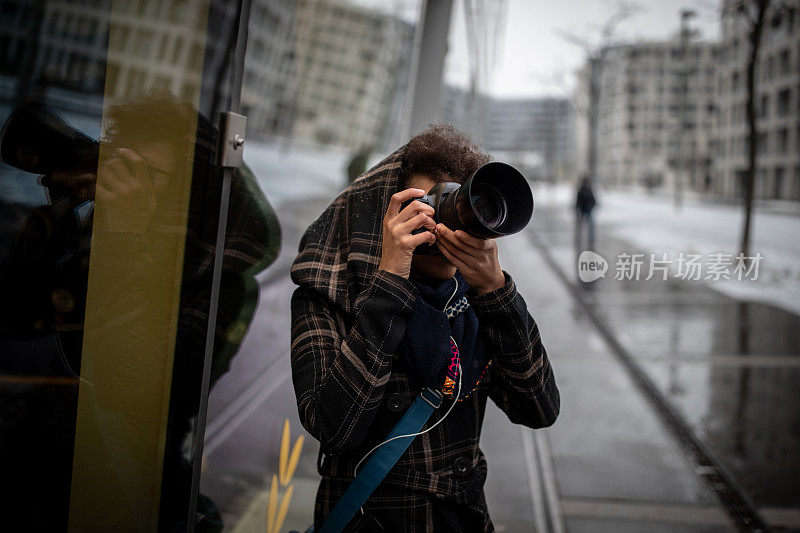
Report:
378,188,436,279
96,148,157,233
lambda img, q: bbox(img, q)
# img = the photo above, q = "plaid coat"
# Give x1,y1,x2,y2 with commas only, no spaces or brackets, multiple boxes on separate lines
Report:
290,149,559,532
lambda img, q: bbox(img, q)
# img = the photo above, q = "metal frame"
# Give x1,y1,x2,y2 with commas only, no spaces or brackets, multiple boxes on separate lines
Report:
187,0,252,529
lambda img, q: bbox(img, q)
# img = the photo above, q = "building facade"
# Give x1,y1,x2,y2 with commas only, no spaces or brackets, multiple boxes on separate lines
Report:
591,41,720,190
443,86,574,181
240,0,296,137
713,1,800,200
485,96,573,181
578,3,800,201
287,0,413,148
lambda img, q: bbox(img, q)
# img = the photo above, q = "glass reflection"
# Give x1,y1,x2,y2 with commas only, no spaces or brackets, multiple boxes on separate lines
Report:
0,0,280,530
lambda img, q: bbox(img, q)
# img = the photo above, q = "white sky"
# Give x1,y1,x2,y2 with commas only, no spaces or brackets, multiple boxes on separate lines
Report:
445,0,722,98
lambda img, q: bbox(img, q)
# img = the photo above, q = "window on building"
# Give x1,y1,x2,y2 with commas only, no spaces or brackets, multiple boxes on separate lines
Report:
757,132,768,155
171,37,183,64
779,48,790,76
797,123,800,152
770,12,783,31
759,94,770,118
777,88,791,115
777,128,788,154
774,167,785,198
793,165,800,199
156,34,169,62
169,0,188,22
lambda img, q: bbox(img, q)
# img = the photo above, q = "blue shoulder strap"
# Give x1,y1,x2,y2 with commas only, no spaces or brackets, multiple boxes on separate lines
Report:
318,387,444,533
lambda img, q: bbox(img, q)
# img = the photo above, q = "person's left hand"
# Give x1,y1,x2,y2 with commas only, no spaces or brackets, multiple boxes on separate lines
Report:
435,223,505,295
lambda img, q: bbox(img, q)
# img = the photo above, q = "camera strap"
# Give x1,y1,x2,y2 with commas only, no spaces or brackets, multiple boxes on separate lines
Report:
318,387,443,533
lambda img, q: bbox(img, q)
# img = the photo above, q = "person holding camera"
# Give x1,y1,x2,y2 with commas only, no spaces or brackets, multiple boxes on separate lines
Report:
290,124,559,532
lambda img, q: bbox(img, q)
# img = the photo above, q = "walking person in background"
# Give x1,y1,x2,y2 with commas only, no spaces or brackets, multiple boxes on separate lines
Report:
575,174,596,251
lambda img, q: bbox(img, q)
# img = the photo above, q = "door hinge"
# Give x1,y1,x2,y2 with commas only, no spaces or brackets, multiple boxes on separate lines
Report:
218,111,247,168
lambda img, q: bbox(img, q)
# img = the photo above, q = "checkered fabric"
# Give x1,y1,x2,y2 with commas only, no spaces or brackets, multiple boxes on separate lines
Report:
290,148,560,532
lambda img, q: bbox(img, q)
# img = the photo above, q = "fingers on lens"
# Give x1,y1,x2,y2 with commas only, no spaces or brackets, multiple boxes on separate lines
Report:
410,229,436,246
399,200,434,222
403,212,434,232
455,230,488,249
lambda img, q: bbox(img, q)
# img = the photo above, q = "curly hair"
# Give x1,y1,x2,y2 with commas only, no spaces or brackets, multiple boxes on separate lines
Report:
400,123,490,185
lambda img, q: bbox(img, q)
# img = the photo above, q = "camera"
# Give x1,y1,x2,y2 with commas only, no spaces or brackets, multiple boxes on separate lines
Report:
402,161,534,254
0,102,100,175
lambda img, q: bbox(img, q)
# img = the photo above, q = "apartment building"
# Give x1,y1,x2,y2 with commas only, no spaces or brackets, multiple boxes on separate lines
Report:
713,1,800,200
443,86,574,180
289,0,413,148
593,41,720,190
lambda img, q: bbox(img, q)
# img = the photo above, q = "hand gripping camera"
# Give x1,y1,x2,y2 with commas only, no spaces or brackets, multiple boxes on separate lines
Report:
403,161,534,254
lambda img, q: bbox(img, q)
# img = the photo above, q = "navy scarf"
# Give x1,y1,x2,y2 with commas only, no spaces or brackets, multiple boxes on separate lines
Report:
400,272,490,398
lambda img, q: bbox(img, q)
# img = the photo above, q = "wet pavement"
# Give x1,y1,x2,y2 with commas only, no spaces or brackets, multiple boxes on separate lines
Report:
197,175,800,532
532,201,800,528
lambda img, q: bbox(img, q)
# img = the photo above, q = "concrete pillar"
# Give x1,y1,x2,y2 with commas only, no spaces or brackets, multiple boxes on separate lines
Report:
404,0,453,138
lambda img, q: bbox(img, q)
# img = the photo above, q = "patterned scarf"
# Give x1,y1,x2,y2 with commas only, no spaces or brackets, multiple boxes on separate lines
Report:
400,271,491,401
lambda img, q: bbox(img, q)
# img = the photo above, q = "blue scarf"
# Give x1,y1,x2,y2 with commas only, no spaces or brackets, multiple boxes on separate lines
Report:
400,272,490,399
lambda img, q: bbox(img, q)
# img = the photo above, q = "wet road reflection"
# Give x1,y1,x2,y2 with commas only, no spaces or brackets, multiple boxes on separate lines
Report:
534,202,800,510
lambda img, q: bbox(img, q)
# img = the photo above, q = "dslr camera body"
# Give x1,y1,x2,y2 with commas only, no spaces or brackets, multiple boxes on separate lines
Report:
403,161,534,255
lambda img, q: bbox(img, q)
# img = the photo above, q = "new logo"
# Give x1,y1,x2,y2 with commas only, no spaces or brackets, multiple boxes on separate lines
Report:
578,250,608,282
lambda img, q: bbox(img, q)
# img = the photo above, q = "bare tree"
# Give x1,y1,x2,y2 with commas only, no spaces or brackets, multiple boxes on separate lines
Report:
558,1,641,183
727,0,769,259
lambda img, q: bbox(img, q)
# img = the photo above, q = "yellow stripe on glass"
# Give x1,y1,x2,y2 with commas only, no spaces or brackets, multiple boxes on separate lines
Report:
68,0,210,530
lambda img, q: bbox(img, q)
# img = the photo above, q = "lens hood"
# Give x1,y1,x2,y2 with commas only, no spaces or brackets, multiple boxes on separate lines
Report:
438,162,533,239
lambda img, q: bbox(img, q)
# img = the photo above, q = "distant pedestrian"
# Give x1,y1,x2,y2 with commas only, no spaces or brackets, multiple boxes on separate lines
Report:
575,174,596,250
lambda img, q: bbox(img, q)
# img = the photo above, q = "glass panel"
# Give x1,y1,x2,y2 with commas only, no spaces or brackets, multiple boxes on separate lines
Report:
0,0,278,530
197,1,423,531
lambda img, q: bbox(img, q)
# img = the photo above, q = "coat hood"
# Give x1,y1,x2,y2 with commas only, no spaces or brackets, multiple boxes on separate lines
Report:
290,147,406,314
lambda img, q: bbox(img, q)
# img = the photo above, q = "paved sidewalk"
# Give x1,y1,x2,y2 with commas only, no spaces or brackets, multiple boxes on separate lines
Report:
488,228,735,532
530,200,800,531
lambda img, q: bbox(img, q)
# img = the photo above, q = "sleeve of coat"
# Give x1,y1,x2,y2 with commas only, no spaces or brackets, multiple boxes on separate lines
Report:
467,272,560,429
290,269,417,454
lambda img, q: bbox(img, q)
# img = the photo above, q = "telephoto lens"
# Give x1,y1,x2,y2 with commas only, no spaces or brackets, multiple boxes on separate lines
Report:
0,102,100,175
401,161,533,255
470,181,507,232
443,161,533,238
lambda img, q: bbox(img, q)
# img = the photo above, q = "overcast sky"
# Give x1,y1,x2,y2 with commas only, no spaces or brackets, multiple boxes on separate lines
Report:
445,0,722,98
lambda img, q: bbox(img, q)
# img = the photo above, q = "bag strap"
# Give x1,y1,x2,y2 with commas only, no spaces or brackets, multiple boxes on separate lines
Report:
319,387,443,533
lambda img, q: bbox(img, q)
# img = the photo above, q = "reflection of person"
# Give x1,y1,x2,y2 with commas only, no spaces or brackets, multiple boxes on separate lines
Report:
0,94,279,531
290,124,559,531
575,174,596,251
